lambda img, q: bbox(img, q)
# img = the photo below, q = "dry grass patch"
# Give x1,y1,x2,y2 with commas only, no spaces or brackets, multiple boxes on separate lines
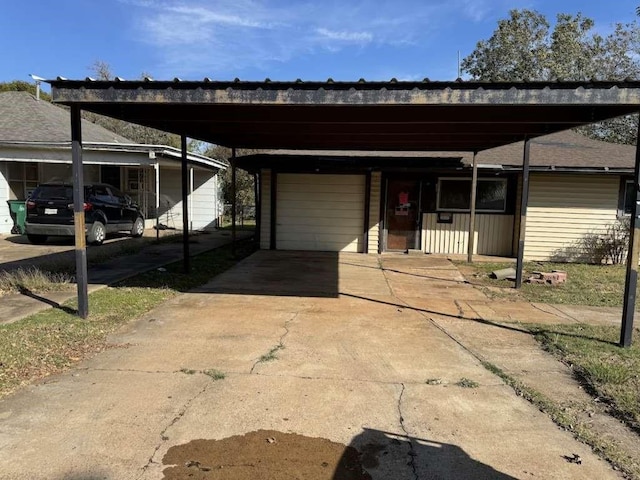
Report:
0,267,73,296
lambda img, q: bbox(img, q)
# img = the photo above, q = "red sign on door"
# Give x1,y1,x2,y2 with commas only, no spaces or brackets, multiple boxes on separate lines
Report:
398,191,409,205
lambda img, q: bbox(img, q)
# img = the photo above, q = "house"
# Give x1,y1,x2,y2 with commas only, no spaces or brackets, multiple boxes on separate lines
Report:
235,129,635,262
0,91,227,235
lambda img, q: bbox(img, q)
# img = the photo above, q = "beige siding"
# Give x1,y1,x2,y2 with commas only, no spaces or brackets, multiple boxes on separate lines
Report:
524,174,619,261
277,173,365,252
368,171,381,254
260,169,271,249
423,213,514,256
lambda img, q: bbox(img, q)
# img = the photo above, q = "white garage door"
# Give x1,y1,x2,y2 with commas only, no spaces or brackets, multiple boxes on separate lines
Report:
276,173,365,252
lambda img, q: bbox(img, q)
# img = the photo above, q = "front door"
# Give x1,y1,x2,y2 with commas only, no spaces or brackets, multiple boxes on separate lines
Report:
385,179,421,251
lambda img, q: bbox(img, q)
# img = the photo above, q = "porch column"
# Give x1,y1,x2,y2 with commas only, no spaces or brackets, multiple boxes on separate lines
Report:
189,166,194,231
71,106,88,318
231,148,237,256
515,138,531,288
180,135,190,274
620,123,640,347
467,151,478,263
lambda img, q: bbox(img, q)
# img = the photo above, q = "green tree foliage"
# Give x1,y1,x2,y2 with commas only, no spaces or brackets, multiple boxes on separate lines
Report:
204,145,256,206
0,80,51,101
462,10,640,144
81,61,181,147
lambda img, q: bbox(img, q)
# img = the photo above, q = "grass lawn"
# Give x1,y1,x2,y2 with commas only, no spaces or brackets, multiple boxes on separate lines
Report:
457,261,631,307
529,323,640,433
0,238,256,398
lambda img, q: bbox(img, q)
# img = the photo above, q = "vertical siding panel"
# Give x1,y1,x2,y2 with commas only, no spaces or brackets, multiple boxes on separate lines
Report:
422,212,514,256
368,172,382,254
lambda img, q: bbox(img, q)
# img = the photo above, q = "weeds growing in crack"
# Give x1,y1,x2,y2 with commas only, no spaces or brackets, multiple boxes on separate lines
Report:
455,377,479,388
203,369,226,381
259,344,284,362
425,378,442,385
180,368,197,375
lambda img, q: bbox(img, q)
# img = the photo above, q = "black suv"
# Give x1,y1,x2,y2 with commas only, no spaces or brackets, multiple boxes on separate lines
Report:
25,183,145,245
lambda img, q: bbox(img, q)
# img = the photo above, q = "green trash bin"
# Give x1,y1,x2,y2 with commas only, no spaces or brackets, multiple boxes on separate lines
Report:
7,200,27,235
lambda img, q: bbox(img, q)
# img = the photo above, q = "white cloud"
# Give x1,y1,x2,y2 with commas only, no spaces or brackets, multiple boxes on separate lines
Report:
316,28,373,44
122,0,502,78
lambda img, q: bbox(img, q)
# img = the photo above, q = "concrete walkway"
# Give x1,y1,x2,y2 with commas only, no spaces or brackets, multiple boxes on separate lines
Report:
0,229,253,325
0,251,627,480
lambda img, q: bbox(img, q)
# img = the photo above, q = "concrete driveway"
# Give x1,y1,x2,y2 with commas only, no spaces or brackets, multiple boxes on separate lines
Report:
0,251,619,479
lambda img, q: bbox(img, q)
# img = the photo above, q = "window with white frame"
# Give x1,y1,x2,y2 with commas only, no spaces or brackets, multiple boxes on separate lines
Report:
437,178,507,212
8,162,38,200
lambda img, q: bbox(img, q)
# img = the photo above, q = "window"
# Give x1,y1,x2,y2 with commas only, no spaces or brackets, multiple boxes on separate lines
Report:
8,162,39,200
437,178,507,213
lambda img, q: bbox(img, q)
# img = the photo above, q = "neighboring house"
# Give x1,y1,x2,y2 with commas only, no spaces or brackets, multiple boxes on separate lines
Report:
237,130,635,261
0,91,227,235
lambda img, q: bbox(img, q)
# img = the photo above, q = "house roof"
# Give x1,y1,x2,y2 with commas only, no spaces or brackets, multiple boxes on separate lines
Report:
236,129,636,172
50,78,640,153
0,91,226,171
0,91,132,144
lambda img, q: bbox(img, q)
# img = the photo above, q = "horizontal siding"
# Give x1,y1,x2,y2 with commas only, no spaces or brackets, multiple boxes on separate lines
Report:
423,213,513,256
276,173,364,252
260,169,271,249
368,172,381,254
524,174,619,261
191,171,217,230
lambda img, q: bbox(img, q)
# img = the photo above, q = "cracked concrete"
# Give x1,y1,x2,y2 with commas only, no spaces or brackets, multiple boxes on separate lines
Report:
0,251,625,479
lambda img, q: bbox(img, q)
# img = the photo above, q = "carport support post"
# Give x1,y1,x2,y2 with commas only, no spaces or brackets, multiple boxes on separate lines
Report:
620,125,640,347
515,138,531,289
254,172,261,247
180,135,190,274
71,106,88,318
231,148,237,256
467,151,478,263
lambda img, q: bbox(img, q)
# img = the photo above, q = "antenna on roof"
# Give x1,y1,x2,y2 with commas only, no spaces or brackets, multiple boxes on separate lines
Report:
457,51,461,79
29,74,45,101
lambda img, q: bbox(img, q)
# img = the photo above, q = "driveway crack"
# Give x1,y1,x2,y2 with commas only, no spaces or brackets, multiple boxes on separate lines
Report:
250,312,298,374
397,383,419,480
138,381,211,478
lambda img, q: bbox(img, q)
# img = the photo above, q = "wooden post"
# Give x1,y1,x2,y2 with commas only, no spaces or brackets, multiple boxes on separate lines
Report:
467,151,478,263
254,172,260,246
620,123,640,347
71,106,88,318
180,135,190,274
515,139,531,289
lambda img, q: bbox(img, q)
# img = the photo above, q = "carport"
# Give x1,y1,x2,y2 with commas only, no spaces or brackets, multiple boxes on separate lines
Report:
49,78,640,346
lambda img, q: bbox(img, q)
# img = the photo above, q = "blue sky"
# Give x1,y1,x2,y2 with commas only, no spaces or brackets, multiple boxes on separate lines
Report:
2,0,638,85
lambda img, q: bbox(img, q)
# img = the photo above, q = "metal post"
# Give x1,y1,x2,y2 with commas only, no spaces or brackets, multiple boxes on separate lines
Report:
71,106,88,318
515,139,531,288
231,148,237,256
467,151,478,263
181,135,190,274
620,124,640,347
154,162,160,242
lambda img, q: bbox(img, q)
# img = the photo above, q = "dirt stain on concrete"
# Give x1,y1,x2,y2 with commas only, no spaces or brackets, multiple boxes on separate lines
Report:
162,429,372,480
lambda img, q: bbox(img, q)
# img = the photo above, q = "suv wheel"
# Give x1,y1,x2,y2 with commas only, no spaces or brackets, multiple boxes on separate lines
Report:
27,234,48,245
88,221,106,246
131,217,144,238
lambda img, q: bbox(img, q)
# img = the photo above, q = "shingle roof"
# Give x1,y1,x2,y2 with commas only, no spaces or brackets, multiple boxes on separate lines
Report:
252,129,636,170
0,91,132,144
473,129,636,169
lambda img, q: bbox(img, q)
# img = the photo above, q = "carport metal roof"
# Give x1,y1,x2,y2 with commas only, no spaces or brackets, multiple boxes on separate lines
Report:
50,79,640,152
49,77,640,347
